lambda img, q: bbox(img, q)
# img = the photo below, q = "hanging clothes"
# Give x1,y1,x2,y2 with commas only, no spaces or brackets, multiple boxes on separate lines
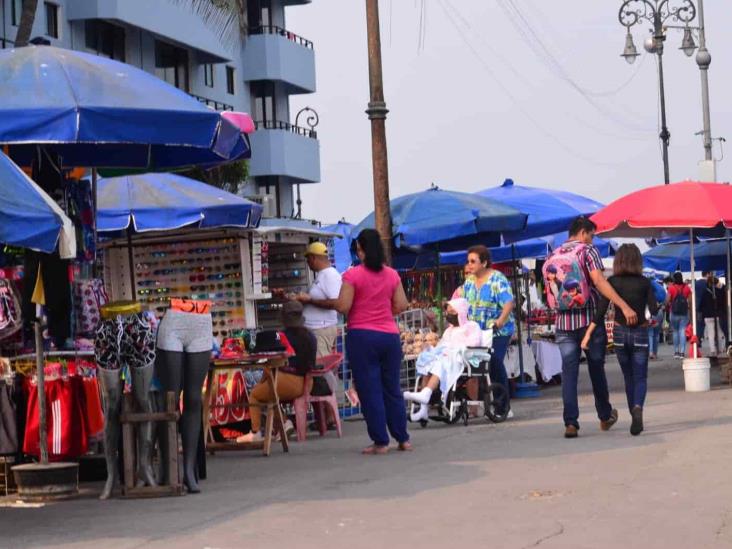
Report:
0,379,18,455
21,250,73,346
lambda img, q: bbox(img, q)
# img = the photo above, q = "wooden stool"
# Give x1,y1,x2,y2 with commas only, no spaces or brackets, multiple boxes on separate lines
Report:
120,391,185,498
0,456,17,496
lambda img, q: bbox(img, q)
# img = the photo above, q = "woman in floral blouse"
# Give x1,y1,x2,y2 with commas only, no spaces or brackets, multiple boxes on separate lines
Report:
455,245,515,416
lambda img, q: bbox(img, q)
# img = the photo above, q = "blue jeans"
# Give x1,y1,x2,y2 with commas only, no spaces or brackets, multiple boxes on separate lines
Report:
346,329,409,446
556,324,612,429
670,314,688,355
648,310,664,356
613,324,649,411
489,335,511,414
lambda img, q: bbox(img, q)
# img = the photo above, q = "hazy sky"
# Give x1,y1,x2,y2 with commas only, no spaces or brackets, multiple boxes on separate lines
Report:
287,0,732,226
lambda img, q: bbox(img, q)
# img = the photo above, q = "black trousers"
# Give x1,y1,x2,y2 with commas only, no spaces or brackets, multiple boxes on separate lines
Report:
22,250,72,345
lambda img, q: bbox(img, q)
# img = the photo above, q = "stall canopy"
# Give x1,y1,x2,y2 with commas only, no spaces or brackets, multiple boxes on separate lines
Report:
353,185,527,251
478,179,605,243
0,46,249,169
644,239,732,273
0,151,75,258
322,221,355,273
97,173,263,233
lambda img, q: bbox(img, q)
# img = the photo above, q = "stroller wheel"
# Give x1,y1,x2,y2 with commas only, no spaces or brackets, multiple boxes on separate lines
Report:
485,383,509,423
419,419,428,428
462,402,469,426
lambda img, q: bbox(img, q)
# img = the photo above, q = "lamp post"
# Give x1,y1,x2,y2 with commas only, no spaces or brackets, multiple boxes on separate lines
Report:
365,0,393,264
618,0,700,185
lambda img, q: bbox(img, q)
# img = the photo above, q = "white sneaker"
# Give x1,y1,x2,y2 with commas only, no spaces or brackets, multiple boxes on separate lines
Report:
506,410,514,419
410,404,429,423
404,388,432,405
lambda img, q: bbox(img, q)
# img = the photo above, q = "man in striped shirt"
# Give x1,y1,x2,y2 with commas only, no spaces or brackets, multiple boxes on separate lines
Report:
553,217,638,439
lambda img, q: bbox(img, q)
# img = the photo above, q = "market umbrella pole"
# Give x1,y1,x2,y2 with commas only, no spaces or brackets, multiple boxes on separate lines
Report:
35,313,47,464
437,245,443,333
127,227,136,295
511,245,525,380
690,229,699,358
727,230,731,345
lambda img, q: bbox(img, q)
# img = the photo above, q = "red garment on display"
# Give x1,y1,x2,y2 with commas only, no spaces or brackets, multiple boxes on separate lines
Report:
209,369,250,426
24,376,89,461
81,377,104,438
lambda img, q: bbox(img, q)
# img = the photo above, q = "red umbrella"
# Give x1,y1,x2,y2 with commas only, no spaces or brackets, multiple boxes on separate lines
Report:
591,181,732,359
591,181,732,237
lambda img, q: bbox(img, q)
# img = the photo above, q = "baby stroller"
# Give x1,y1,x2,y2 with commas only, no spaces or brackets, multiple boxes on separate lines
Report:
409,330,510,427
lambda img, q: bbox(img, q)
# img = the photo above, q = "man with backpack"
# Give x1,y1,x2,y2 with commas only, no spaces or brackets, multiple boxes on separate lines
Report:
668,272,692,359
543,217,638,439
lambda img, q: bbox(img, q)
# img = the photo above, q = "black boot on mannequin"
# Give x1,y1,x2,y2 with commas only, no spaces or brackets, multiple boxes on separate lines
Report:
155,349,210,494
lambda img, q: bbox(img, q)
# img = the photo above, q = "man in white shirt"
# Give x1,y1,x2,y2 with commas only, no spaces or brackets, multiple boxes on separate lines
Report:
296,242,342,357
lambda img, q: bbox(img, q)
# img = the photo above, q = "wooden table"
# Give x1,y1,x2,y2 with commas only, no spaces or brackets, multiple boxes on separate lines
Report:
203,354,290,456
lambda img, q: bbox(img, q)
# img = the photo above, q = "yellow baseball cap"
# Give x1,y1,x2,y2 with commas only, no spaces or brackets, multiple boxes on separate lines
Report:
304,242,329,257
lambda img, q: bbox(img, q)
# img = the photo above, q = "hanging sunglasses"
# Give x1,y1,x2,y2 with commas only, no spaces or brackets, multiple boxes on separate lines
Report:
189,274,206,282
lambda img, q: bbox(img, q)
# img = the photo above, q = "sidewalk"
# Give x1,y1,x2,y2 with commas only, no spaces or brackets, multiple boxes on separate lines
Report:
3,348,732,549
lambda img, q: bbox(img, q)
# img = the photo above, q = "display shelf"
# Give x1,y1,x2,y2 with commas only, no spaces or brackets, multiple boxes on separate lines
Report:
103,231,257,344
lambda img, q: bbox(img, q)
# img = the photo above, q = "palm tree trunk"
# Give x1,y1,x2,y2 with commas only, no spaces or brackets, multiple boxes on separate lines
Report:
15,0,39,47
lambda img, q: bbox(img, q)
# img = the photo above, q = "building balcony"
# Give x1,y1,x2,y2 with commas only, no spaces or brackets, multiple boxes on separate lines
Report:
189,94,234,112
248,120,320,184
66,0,232,63
242,27,316,95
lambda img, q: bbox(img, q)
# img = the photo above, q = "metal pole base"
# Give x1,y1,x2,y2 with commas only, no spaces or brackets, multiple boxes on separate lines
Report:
514,381,541,399
12,462,79,501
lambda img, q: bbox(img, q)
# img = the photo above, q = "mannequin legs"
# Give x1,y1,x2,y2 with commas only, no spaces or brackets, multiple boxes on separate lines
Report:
97,367,122,500
131,364,157,487
156,349,210,494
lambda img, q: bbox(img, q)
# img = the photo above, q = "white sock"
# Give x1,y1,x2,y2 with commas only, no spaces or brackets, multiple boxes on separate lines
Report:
410,404,429,422
413,387,433,404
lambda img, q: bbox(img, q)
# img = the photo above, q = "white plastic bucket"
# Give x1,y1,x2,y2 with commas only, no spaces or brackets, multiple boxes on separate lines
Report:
682,357,711,392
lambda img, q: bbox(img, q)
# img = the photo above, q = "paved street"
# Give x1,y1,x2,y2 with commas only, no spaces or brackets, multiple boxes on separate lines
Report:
3,348,732,549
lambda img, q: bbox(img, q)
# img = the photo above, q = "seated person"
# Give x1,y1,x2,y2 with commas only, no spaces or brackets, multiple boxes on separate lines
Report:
237,301,316,443
403,298,482,421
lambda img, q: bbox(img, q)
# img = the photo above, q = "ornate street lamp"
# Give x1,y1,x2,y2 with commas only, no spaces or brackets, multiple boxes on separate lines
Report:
618,0,699,184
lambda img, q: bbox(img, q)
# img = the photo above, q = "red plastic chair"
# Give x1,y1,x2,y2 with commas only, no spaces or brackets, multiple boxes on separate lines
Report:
293,353,343,442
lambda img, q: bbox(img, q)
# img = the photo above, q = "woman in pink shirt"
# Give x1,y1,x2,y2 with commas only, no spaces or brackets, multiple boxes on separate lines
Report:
334,229,411,454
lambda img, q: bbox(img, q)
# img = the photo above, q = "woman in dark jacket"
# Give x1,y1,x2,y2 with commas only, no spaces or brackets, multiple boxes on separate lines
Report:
582,244,658,436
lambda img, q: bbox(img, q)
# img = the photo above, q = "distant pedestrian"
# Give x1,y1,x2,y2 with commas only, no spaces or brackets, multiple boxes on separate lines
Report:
334,229,411,454
647,275,667,360
701,273,726,358
668,272,692,359
543,217,638,439
582,244,658,436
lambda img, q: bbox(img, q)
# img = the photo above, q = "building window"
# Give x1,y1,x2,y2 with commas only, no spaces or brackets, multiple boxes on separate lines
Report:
204,64,214,88
154,40,189,92
45,2,59,39
11,0,22,26
252,81,276,126
226,66,235,95
247,0,272,30
85,20,126,61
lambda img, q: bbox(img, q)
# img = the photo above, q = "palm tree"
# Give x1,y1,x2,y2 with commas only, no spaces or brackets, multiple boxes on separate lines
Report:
15,0,39,47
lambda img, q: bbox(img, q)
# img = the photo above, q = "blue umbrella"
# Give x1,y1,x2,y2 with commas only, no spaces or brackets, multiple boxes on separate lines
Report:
322,221,354,273
97,173,263,233
0,46,249,169
0,151,75,257
478,179,604,243
644,238,732,273
433,232,616,268
352,185,527,251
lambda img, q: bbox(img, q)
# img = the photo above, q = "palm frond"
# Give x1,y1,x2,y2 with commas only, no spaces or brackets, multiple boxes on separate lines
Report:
168,0,247,45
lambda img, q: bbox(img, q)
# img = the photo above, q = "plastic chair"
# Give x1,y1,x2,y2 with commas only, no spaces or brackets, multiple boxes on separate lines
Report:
293,353,343,442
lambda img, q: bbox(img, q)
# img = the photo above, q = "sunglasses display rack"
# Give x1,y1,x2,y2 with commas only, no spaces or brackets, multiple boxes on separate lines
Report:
102,231,258,344
254,237,312,330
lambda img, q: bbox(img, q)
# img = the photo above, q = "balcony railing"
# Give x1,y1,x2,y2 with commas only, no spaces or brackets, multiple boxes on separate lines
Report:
248,25,313,49
254,120,317,139
190,93,234,112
